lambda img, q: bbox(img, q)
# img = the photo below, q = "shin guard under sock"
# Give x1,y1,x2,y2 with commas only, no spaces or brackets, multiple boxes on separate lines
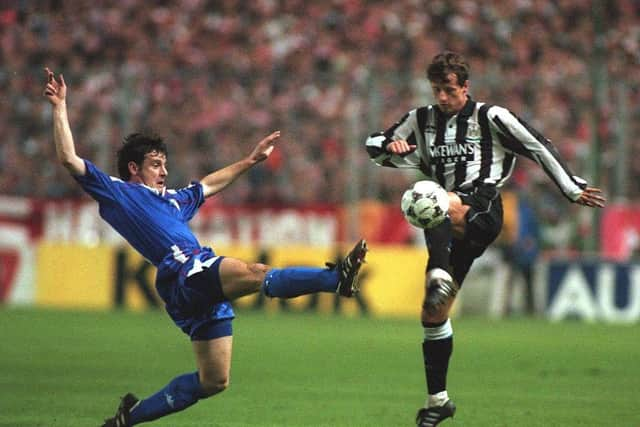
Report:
422,319,453,395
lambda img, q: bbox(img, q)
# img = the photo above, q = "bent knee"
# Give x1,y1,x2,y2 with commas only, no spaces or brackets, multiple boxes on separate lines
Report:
240,262,270,293
421,294,454,324
421,306,450,324
199,376,230,397
247,262,269,282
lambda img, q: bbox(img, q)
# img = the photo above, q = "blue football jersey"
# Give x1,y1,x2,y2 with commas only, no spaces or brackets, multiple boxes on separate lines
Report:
74,159,210,273
74,159,235,325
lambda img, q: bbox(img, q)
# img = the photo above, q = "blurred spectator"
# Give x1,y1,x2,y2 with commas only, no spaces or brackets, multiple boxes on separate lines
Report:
500,186,541,316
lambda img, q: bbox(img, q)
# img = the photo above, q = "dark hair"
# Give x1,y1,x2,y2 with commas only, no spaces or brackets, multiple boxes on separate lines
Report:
116,132,168,180
427,51,470,86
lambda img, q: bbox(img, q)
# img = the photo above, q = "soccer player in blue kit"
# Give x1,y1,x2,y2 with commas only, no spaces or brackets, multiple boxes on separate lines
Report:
44,68,368,427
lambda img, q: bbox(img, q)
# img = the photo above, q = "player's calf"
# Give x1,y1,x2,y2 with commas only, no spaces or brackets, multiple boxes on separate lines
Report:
262,239,367,299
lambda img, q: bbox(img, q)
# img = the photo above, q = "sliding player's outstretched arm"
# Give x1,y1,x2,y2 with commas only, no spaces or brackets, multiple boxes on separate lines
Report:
200,130,280,198
43,68,86,176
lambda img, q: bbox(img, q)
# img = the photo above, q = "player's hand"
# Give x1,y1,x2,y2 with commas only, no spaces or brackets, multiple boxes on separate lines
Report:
386,139,416,154
250,130,280,163
43,67,67,106
575,187,606,208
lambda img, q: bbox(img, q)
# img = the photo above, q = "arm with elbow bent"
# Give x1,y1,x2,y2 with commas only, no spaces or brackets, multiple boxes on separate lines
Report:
44,68,86,176
200,131,280,198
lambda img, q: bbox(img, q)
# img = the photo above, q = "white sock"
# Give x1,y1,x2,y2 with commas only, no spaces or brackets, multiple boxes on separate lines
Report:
425,390,449,408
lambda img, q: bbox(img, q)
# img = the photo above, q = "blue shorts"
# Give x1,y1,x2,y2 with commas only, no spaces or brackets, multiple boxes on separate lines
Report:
156,254,235,341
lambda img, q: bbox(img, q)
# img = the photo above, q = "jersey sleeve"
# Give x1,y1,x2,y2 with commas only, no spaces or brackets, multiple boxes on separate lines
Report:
171,181,205,221
365,109,425,169
72,159,123,203
487,106,586,202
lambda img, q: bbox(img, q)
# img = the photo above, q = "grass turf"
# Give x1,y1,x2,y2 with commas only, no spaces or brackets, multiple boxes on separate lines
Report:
0,307,638,426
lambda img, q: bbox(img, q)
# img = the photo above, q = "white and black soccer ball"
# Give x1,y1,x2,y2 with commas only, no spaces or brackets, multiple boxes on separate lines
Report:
401,180,450,229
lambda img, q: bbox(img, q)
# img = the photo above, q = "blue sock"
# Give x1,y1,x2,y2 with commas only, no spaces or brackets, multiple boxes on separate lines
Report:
263,267,338,298
129,372,202,425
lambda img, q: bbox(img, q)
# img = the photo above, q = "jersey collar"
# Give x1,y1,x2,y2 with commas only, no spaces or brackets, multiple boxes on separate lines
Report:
433,96,475,120
138,182,166,196
458,96,475,118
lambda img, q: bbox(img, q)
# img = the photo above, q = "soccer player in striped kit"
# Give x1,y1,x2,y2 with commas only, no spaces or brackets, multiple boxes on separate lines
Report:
44,68,368,426
366,51,605,426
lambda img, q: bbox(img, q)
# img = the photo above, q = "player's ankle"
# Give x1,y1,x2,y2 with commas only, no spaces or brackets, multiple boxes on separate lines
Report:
426,390,449,408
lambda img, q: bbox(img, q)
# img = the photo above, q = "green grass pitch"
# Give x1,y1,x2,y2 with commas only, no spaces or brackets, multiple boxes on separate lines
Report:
1,307,638,426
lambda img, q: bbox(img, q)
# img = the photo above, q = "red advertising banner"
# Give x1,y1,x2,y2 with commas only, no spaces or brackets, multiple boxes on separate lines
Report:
0,196,414,247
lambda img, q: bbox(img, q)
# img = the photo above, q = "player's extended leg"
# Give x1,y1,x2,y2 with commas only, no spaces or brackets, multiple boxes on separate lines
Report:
217,239,368,300
102,333,233,427
417,186,503,426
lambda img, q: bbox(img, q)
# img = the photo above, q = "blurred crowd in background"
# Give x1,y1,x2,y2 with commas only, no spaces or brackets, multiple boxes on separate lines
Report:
1,0,639,252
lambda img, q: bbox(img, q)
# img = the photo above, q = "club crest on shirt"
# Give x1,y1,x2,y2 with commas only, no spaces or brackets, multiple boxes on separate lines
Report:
467,122,481,139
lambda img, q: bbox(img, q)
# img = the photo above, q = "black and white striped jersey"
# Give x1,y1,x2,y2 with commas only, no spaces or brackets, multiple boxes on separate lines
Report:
365,98,586,201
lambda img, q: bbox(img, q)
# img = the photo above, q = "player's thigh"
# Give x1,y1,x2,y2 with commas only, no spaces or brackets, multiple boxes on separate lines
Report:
192,335,233,393
454,185,503,245
447,192,469,238
451,195,503,284
218,256,270,300
465,188,503,246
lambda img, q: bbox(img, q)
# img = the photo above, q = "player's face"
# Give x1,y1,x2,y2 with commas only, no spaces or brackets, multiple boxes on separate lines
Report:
430,73,469,115
129,150,168,191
